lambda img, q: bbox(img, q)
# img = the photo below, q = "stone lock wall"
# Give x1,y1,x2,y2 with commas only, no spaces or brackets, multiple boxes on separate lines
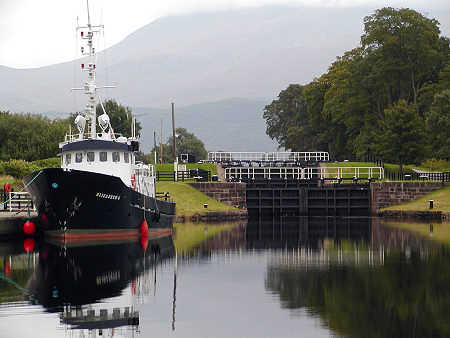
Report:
187,182,247,209
370,181,443,214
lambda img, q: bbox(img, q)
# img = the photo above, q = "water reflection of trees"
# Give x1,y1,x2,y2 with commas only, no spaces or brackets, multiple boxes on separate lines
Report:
264,218,449,337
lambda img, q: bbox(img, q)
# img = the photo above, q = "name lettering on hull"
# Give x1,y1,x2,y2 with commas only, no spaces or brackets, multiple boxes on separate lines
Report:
96,192,121,200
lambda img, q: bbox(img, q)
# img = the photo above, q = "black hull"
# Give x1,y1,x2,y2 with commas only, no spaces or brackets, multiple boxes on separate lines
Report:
23,168,175,234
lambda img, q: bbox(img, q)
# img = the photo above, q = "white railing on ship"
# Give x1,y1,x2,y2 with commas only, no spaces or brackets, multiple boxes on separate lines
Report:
135,162,155,177
63,132,126,142
225,167,384,180
207,152,330,162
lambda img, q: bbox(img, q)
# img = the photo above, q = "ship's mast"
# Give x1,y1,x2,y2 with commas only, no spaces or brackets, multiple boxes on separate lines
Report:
83,1,97,138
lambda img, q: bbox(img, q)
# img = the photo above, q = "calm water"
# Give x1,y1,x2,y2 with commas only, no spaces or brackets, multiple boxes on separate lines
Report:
0,217,448,338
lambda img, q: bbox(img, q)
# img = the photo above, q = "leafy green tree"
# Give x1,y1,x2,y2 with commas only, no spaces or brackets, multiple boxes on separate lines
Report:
424,89,450,160
152,127,207,163
376,100,427,171
361,7,449,115
303,79,331,151
0,111,68,161
263,7,448,162
95,99,141,138
263,84,316,151
135,151,153,164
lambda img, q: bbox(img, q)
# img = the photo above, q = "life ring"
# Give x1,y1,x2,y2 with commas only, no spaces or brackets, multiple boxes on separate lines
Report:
131,174,136,191
3,183,12,194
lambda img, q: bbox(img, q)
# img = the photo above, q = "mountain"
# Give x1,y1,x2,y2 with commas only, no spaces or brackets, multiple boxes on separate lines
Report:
0,6,373,151
134,97,279,152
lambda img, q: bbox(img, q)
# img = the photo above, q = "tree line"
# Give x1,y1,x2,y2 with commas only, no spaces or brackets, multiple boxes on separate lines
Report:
263,7,449,170
0,99,207,164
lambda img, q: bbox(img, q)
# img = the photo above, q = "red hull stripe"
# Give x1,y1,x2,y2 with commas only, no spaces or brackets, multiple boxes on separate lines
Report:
46,229,172,243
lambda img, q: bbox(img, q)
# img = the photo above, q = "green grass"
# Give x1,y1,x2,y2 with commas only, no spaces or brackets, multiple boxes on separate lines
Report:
329,162,447,174
382,185,450,212
156,163,217,175
173,222,236,253
327,162,375,167
382,221,450,247
0,175,22,191
326,162,383,179
156,181,236,218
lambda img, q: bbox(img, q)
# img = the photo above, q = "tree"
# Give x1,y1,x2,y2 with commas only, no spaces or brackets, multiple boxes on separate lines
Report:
263,7,448,162
424,89,450,160
376,100,427,171
263,84,316,151
95,99,141,138
0,111,68,161
361,7,449,115
152,127,207,163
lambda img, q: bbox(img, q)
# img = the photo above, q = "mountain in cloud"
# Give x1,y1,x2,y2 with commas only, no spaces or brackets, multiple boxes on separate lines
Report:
0,6,372,151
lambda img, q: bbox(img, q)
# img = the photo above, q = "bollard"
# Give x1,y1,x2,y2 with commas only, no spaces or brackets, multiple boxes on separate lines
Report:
429,200,433,209
204,203,208,209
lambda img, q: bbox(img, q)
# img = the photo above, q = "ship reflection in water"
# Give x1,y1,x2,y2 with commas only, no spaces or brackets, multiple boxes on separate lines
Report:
25,234,175,336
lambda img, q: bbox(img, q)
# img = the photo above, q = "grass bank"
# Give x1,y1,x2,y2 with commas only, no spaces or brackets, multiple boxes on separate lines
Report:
382,221,450,248
328,161,449,173
382,185,450,212
156,181,237,219
173,222,237,253
326,162,383,178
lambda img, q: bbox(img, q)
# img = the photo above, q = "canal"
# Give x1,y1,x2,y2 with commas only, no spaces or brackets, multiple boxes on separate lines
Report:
0,217,448,337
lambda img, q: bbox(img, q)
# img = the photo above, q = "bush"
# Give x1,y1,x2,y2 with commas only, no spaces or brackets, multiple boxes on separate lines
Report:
420,158,450,171
0,159,39,179
32,157,61,169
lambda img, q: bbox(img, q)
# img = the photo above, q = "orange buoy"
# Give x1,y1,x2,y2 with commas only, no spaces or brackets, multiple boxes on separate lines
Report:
140,220,148,235
140,234,149,250
23,238,35,252
23,221,36,235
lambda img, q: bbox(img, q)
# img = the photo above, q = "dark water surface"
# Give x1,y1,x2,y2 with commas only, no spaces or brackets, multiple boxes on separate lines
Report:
0,217,448,337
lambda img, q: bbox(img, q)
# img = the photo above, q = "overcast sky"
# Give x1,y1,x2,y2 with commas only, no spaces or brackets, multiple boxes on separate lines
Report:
1,0,449,69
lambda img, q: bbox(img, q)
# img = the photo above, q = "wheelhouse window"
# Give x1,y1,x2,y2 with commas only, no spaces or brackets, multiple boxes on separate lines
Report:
75,153,83,163
87,152,95,162
124,153,129,163
112,152,120,162
100,152,108,162
65,154,71,165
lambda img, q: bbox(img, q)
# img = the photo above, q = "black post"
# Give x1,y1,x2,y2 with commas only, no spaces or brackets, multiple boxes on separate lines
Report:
172,103,176,163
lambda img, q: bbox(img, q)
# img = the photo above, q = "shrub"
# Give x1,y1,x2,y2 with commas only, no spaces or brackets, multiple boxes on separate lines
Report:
1,159,39,179
421,158,450,171
32,157,61,169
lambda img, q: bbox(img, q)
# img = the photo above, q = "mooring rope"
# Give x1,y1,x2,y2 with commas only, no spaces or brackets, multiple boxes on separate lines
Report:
0,170,43,207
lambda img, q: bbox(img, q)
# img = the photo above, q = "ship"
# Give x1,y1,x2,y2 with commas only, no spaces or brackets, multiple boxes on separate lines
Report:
23,4,175,240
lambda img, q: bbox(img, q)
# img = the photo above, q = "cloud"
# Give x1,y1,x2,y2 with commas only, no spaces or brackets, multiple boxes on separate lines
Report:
0,0,448,68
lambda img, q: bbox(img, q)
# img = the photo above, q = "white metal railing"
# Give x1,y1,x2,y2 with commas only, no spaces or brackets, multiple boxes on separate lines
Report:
8,192,35,212
208,152,330,162
225,166,384,180
63,132,125,143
